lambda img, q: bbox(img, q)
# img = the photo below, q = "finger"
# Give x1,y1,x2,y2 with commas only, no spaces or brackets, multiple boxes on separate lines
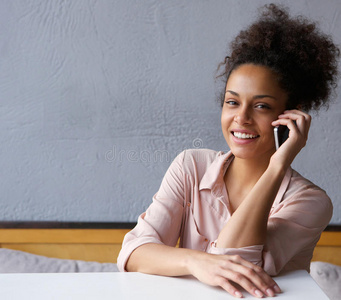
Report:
216,277,244,298
280,109,310,119
277,109,311,125
227,265,276,297
281,113,311,133
227,256,280,295
251,264,281,293
218,269,265,298
273,118,308,146
272,119,305,149
272,118,299,133
278,110,311,136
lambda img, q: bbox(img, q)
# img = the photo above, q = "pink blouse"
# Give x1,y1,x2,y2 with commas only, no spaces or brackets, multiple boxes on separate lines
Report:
117,149,333,275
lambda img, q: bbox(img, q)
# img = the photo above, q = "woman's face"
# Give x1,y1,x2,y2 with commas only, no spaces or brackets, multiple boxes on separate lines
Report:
221,64,288,161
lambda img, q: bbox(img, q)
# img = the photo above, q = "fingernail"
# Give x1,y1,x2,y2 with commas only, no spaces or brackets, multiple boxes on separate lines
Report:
255,289,263,298
273,284,282,293
266,288,275,297
234,290,243,298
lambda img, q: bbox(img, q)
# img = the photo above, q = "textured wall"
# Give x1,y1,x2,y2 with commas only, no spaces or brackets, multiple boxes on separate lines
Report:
0,0,340,223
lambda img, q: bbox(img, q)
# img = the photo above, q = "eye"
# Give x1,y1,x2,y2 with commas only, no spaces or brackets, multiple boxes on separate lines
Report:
224,100,239,106
255,103,271,109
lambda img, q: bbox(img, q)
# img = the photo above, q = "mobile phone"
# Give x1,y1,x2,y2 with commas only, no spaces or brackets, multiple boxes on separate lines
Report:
274,125,289,150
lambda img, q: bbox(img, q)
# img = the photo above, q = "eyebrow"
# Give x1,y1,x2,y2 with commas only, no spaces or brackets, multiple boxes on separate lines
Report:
226,90,277,100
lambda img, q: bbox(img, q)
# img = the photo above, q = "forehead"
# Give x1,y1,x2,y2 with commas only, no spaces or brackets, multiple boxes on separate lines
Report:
226,64,284,95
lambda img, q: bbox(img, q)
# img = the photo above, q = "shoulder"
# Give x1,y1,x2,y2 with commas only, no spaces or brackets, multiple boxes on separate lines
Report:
285,169,333,224
171,148,227,178
182,148,222,160
288,169,331,200
178,148,224,168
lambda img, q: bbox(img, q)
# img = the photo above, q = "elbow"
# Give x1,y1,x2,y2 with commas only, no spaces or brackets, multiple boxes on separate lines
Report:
125,256,139,272
123,247,149,273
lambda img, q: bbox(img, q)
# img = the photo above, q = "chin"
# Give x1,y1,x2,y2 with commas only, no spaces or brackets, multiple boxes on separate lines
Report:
229,142,269,157
229,148,256,160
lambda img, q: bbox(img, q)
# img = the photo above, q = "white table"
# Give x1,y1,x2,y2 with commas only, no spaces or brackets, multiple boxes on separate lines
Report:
0,270,327,299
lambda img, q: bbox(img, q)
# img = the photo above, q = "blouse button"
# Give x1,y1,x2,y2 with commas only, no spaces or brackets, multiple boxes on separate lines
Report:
187,203,190,207
204,238,208,242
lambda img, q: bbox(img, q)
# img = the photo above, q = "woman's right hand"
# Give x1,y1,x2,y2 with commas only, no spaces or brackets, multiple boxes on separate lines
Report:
271,109,311,169
187,251,281,298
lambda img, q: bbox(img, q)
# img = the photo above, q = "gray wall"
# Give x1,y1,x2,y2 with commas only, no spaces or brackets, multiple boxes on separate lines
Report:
0,0,340,224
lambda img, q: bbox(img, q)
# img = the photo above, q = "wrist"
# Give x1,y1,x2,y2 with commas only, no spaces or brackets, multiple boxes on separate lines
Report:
268,156,290,175
184,249,205,275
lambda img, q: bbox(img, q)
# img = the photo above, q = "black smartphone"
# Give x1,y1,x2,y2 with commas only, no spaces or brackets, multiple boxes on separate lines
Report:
274,125,289,150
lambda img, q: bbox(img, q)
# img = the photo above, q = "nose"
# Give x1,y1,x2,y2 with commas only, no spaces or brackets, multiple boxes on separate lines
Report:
234,106,252,125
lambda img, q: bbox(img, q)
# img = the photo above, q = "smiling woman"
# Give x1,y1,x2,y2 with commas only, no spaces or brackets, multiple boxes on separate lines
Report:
117,4,340,299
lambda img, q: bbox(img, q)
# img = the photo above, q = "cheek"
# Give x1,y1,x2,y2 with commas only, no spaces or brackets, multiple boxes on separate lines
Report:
221,113,229,131
256,117,274,135
220,111,225,126
261,123,276,140
221,115,231,133
221,109,233,124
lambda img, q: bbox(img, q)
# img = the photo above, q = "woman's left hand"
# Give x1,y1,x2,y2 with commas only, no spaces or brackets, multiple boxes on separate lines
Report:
271,109,311,168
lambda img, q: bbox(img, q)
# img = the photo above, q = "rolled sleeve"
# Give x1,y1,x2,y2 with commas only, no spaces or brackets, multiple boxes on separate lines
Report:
117,213,165,272
208,242,264,266
117,151,186,272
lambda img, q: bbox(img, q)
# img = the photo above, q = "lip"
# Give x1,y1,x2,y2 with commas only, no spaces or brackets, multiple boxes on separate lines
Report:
230,129,260,145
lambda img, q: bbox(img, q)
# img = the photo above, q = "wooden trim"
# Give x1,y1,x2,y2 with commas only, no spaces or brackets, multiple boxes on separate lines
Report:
1,228,338,245
0,224,340,246
0,229,131,244
315,231,341,246
0,227,133,263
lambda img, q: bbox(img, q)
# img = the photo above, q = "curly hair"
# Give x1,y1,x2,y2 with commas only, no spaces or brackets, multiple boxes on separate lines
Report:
218,3,340,111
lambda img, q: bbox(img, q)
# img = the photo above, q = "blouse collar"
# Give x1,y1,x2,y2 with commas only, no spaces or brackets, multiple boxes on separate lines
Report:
199,150,292,204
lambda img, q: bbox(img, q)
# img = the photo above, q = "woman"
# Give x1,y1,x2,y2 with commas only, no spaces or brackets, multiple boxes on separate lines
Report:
117,4,339,298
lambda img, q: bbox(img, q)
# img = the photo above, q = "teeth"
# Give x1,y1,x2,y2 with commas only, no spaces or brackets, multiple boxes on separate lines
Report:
233,132,258,139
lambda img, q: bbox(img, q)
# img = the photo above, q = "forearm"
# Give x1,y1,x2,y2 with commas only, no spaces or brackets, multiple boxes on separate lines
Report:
126,242,280,298
217,162,286,248
126,243,196,276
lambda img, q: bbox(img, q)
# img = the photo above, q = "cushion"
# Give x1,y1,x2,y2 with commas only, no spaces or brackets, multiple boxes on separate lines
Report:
310,261,341,300
0,248,118,273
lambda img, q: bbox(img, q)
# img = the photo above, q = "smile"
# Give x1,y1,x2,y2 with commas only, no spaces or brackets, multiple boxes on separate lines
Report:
232,132,259,139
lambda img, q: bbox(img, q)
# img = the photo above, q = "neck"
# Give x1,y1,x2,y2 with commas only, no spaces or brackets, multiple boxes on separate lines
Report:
227,154,271,188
